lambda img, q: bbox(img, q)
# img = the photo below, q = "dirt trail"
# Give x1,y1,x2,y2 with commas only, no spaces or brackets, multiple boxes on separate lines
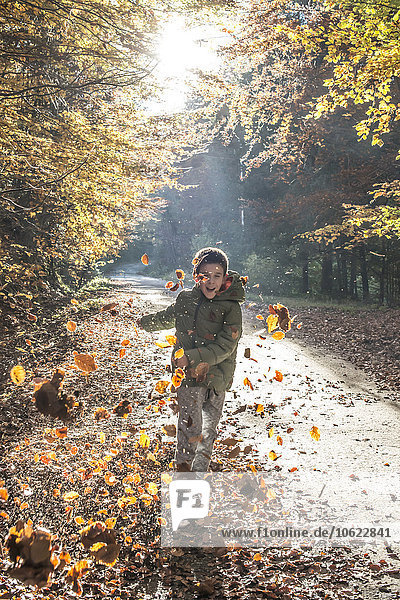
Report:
0,275,399,600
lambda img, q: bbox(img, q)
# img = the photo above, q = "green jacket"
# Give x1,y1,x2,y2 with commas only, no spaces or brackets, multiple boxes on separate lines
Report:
140,271,245,393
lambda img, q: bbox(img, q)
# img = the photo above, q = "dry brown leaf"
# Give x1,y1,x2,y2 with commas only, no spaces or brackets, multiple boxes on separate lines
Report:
73,352,97,373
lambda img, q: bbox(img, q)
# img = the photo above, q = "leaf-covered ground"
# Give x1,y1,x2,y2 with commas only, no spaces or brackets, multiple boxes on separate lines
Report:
0,281,399,599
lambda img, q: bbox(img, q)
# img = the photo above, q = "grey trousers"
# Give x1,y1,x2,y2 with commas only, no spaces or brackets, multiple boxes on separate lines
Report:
175,386,225,471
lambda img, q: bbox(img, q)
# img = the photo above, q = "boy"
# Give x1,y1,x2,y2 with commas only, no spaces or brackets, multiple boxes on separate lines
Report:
140,247,245,472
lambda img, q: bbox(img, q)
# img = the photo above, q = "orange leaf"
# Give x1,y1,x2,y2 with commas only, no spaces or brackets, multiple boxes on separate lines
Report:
27,313,37,322
310,426,320,441
121,339,131,347
277,436,283,446
165,281,174,289
119,348,126,359
272,331,285,341
104,472,117,486
141,254,149,265
66,321,77,332
10,365,26,385
256,404,264,413
256,314,264,320
175,269,185,280
253,553,262,561
165,335,177,346
243,377,254,390
154,380,170,394
171,374,183,388
0,488,8,502
289,467,298,473
273,370,283,382
297,322,303,329
73,352,97,373
174,348,184,360
55,427,68,439
269,451,278,461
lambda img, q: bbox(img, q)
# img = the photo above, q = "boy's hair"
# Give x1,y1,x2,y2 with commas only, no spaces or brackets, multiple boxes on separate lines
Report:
192,247,229,276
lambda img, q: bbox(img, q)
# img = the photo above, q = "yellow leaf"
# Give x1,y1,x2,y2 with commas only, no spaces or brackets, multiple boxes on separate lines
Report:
174,348,184,360
268,427,274,438
99,432,106,443
267,314,278,333
165,335,177,346
63,491,79,501
147,482,158,495
154,380,170,394
139,432,150,448
10,365,26,385
268,451,278,461
253,552,262,561
310,426,320,441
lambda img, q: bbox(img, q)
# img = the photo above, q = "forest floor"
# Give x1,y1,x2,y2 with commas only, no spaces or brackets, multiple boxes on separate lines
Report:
0,276,399,600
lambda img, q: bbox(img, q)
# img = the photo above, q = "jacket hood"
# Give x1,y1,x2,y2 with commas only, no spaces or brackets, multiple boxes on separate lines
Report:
194,270,246,303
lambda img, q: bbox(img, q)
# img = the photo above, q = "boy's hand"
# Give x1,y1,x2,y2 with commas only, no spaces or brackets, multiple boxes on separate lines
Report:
174,354,189,368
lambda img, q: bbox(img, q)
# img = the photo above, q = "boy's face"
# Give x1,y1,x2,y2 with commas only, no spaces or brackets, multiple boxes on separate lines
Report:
197,263,226,300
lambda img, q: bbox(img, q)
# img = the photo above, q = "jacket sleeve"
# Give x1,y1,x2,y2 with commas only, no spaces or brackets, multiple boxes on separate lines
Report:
140,302,176,332
185,302,242,368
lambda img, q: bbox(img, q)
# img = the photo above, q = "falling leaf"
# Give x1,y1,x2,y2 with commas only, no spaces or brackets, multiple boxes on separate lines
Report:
100,302,118,313
119,348,126,359
71,299,79,305
256,315,264,320
297,322,303,329
243,377,254,390
73,352,97,373
75,517,85,525
155,341,172,349
139,432,150,448
27,313,37,322
253,553,262,561
269,451,278,461
147,482,158,496
0,488,9,502
169,283,180,292
162,424,176,437
227,446,240,459
174,348,184,360
268,427,274,438
154,380,170,394
63,491,79,502
175,269,185,280
165,281,174,289
99,432,106,444
66,321,77,332
289,467,298,473
121,339,131,347
94,407,110,421
272,331,285,341
256,404,264,413
55,427,68,439
310,426,320,441
267,314,279,333
10,365,26,385
141,254,149,265
220,437,238,446
287,427,294,433
277,436,283,446
104,472,117,486
166,334,177,346
273,370,283,382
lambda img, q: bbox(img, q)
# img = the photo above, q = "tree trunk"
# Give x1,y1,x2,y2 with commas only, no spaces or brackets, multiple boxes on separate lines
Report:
299,244,310,294
349,248,358,300
359,245,370,302
321,246,333,297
